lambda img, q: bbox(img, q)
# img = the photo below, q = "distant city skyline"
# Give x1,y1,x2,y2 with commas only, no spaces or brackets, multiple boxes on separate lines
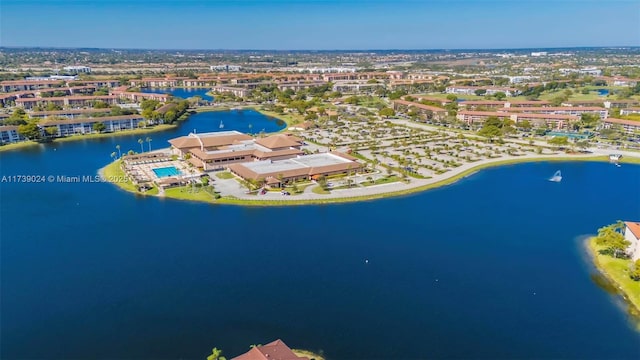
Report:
1,0,639,50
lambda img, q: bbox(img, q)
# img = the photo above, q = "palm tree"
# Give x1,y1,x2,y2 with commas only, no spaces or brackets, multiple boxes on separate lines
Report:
138,138,144,153
115,144,121,158
146,137,152,152
110,152,117,161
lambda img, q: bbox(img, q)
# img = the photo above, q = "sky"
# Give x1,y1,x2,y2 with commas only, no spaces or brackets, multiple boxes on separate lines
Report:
1,0,639,50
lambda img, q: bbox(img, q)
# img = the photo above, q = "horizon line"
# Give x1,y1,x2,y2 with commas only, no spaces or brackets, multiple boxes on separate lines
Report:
2,45,639,52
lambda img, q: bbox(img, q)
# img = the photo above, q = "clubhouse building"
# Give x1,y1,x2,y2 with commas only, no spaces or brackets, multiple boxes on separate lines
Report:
168,130,363,185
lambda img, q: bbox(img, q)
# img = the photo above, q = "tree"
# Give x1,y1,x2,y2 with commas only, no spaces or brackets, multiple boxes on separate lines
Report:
579,113,599,129
44,126,58,138
345,96,359,105
207,347,226,360
93,100,109,109
93,122,106,133
548,136,569,148
379,107,395,118
484,116,503,128
17,122,41,140
576,140,590,151
518,120,532,131
474,89,487,96
115,144,121,158
138,138,144,153
595,222,630,258
630,260,640,281
446,94,457,101
317,175,328,190
478,125,502,141
146,137,152,152
110,152,117,161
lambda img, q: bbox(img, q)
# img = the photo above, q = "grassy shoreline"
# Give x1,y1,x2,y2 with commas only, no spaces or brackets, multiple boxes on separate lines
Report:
0,124,177,153
586,237,640,327
103,154,639,206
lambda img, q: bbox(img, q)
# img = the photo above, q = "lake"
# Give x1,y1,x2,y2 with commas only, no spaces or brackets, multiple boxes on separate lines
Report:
142,87,214,101
1,110,639,359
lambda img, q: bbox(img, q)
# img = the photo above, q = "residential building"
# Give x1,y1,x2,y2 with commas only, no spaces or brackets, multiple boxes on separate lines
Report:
1,80,64,92
29,108,112,119
111,87,170,102
129,77,188,88
624,221,640,261
72,80,121,88
212,85,251,98
39,115,145,136
277,81,327,92
231,339,308,360
332,80,385,94
183,79,215,87
0,125,25,144
601,118,640,135
445,86,521,97
498,106,608,119
611,77,639,87
15,95,119,109
456,110,578,129
63,66,91,74
620,108,640,116
211,65,242,72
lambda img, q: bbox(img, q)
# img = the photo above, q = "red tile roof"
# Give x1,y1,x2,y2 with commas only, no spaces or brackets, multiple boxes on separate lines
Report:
256,134,303,149
604,118,640,127
625,222,640,240
231,340,308,360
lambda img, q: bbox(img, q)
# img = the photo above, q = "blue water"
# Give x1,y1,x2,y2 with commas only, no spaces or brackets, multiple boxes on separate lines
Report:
547,131,590,139
1,112,640,359
142,87,214,101
597,89,609,96
153,166,181,178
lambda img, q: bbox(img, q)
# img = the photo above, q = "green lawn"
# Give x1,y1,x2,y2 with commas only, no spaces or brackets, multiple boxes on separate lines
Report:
284,182,313,194
311,185,331,194
102,160,140,193
0,140,39,153
215,171,235,179
102,160,161,195
362,175,400,186
164,186,217,202
588,237,640,321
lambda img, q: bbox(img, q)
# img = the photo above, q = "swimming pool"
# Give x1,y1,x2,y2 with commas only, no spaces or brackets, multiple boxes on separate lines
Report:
152,166,182,178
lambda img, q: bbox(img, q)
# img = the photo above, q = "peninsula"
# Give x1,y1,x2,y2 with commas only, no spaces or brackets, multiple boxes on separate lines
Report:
587,221,640,325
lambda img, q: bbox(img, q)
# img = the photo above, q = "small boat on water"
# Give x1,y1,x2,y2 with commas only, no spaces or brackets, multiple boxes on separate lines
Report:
219,120,224,129
549,170,562,182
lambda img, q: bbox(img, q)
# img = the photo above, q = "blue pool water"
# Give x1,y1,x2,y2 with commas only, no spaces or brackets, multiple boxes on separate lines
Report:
152,166,181,178
547,131,591,139
597,89,609,96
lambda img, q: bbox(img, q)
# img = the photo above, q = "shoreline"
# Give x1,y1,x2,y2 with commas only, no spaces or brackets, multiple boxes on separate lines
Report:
0,124,178,153
102,153,640,207
584,237,640,329
0,104,291,154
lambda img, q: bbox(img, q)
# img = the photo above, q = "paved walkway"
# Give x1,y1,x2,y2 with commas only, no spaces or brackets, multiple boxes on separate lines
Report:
213,149,639,202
